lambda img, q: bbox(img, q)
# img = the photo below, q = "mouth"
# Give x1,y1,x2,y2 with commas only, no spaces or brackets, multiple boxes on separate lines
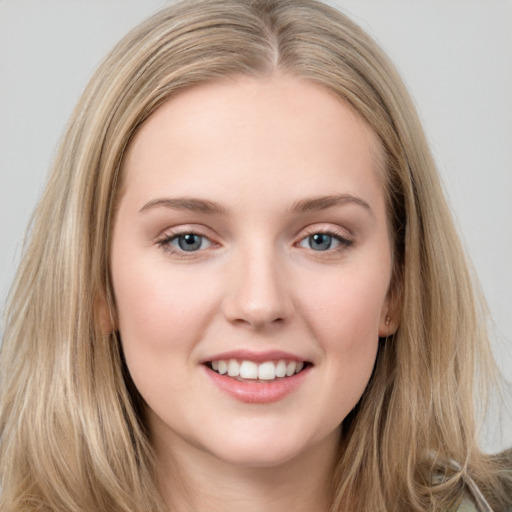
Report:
202,353,313,403
205,358,312,383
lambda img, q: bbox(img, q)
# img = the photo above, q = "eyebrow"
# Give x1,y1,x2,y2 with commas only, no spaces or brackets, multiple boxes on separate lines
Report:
139,197,229,215
139,193,373,217
289,194,374,217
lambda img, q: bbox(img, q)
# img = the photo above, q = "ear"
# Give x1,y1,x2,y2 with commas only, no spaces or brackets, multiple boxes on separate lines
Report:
378,291,401,338
95,293,116,334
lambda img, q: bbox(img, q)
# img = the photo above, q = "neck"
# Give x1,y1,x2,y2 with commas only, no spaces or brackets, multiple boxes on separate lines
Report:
153,429,340,512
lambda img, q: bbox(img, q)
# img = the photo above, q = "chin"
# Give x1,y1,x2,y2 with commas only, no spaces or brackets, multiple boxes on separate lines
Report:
203,427,335,469
211,445,305,469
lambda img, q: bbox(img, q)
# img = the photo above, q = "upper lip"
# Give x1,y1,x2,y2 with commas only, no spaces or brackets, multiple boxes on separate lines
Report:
202,349,310,364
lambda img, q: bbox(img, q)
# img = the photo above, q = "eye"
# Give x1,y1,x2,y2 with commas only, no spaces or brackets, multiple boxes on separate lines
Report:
298,231,352,252
299,233,339,251
158,232,212,253
172,233,211,251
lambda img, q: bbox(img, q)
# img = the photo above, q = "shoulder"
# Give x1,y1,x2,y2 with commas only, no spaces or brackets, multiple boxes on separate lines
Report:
455,483,512,512
437,452,512,512
456,492,480,512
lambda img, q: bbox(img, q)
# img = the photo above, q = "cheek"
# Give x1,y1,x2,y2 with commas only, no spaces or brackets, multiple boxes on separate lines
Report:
295,265,388,414
300,265,389,345
111,256,222,388
113,256,217,336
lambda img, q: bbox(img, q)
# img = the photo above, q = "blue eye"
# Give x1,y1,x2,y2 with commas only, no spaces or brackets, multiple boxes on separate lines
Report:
309,233,336,251
299,233,345,251
170,233,210,252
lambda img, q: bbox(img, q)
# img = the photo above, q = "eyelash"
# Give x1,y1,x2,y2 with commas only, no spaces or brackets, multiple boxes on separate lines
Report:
156,229,214,257
155,227,354,257
298,227,354,254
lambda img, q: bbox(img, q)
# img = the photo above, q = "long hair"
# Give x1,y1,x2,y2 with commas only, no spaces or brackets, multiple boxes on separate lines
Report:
1,1,510,511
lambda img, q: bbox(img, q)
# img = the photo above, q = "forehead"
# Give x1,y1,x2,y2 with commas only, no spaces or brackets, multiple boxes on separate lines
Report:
121,74,386,209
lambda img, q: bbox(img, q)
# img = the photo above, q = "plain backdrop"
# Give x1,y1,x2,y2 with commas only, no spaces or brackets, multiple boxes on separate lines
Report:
1,0,511,451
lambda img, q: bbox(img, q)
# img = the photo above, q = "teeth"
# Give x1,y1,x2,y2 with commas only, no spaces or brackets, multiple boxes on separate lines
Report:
258,361,276,380
227,359,240,377
209,359,306,380
275,360,287,378
286,361,296,376
239,360,258,379
218,360,228,375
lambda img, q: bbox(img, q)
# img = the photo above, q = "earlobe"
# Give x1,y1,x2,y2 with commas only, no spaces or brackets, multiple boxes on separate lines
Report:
378,271,402,337
378,295,401,338
378,311,398,338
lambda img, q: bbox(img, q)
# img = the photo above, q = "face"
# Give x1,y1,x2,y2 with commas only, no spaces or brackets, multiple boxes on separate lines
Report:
109,75,397,470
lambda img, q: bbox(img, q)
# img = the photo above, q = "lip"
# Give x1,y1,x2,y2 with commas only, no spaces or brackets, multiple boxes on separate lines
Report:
201,349,312,404
201,349,307,364
203,365,311,403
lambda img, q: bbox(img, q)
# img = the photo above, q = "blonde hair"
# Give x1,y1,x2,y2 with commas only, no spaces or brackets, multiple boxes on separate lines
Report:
1,1,510,511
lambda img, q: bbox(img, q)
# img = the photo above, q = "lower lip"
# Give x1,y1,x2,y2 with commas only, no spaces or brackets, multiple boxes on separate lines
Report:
203,366,311,404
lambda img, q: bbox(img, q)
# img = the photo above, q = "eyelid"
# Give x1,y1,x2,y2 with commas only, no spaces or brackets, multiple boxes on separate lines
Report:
155,225,219,257
298,224,354,242
294,224,355,252
154,223,354,257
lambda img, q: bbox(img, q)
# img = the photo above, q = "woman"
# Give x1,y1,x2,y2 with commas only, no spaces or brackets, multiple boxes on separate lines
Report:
1,0,510,511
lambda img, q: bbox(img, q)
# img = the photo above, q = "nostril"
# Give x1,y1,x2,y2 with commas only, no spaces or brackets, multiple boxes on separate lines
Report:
231,315,287,329
220,276,295,329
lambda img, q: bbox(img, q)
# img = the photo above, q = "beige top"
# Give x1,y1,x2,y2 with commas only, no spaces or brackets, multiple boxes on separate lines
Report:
457,492,483,512
456,480,512,512
444,456,508,512
457,492,512,512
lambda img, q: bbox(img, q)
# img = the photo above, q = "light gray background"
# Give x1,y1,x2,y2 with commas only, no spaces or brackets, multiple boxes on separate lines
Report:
1,1,511,451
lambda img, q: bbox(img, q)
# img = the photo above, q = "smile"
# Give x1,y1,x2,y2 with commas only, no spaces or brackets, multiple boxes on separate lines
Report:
202,350,313,403
207,359,307,381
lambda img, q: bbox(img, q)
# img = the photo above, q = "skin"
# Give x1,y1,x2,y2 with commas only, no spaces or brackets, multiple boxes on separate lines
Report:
108,74,398,512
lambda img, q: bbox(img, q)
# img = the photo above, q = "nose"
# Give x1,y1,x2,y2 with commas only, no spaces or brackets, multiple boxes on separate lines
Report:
221,246,294,330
